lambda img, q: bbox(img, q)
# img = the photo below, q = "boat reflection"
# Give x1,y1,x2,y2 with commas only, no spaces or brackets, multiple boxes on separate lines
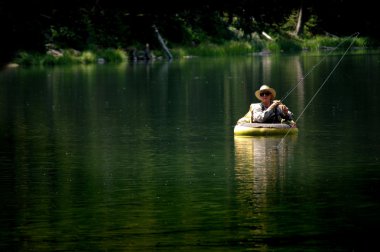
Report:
234,135,297,171
233,136,298,240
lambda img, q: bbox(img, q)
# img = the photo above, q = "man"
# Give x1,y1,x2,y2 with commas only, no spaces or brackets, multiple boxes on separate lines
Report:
237,85,294,124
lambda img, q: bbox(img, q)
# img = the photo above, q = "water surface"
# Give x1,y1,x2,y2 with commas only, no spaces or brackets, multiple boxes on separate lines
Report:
1,53,379,251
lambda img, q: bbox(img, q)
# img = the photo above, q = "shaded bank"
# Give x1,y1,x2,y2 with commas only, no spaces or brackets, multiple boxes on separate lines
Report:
8,35,373,67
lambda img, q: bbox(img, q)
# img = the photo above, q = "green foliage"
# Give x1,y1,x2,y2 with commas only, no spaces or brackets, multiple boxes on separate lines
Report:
302,36,369,51
365,37,380,47
80,51,97,64
181,41,253,57
15,52,44,66
170,48,188,58
221,41,252,55
250,38,266,52
187,43,225,57
280,9,319,39
302,15,319,38
276,37,303,52
266,42,281,53
14,48,128,66
184,26,209,45
3,0,380,64
280,9,299,33
164,15,210,46
96,48,127,63
41,54,59,65
48,25,80,49
164,9,234,46
55,52,80,65
13,35,374,66
228,26,245,40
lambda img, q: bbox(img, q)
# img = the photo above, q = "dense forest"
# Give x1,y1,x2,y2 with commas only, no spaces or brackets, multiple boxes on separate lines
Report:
1,0,379,63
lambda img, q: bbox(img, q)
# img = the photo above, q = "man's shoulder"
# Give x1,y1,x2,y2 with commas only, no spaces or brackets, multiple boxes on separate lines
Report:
250,103,262,108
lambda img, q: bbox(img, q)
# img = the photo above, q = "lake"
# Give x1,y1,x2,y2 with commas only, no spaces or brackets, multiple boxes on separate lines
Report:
1,52,380,251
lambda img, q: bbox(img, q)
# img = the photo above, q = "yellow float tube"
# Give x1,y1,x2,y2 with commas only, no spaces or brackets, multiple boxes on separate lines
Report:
234,123,298,136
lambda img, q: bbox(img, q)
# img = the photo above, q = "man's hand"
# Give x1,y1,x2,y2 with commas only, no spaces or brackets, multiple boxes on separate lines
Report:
279,104,288,114
269,100,282,110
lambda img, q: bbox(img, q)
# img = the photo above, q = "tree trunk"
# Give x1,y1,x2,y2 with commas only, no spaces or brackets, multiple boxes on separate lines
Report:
294,7,303,36
153,25,173,60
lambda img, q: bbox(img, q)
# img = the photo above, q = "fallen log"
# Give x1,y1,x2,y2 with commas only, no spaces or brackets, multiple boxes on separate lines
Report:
153,25,173,60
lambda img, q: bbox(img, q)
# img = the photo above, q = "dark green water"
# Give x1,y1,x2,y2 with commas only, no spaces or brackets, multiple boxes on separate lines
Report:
1,53,380,251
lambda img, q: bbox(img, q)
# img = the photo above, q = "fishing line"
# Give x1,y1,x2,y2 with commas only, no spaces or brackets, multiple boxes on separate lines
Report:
276,32,360,149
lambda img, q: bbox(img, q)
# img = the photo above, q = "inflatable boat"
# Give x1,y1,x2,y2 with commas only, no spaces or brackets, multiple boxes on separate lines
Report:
234,122,298,136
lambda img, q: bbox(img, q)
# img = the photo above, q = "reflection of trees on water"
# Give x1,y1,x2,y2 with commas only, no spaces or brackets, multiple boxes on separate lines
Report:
293,56,305,119
233,136,297,238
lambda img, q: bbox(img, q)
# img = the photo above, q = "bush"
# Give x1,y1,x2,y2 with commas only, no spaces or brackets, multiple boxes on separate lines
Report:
15,52,43,66
96,48,127,63
80,51,97,64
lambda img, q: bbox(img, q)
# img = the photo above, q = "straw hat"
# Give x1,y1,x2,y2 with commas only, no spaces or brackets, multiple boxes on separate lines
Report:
255,85,276,100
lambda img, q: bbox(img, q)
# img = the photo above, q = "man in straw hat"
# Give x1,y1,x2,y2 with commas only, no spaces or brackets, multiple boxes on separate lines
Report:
237,84,294,124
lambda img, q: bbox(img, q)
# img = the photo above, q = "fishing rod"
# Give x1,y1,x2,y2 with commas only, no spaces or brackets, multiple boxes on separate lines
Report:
276,32,360,148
